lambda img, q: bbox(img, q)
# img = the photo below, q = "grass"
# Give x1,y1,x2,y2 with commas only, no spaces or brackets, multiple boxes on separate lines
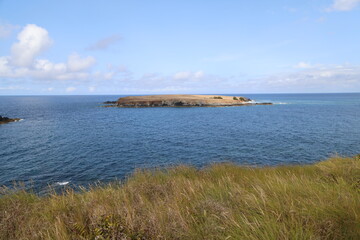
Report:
1,155,359,240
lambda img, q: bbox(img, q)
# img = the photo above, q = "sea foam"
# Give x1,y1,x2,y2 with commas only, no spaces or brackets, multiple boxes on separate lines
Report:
56,181,70,186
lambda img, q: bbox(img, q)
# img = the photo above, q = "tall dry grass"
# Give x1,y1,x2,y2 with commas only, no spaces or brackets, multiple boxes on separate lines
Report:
1,155,359,239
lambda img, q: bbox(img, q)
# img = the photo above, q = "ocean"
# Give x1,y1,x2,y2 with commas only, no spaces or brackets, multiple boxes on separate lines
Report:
0,93,359,191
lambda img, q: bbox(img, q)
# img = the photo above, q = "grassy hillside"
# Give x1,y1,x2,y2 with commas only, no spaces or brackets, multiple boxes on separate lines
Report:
1,155,359,240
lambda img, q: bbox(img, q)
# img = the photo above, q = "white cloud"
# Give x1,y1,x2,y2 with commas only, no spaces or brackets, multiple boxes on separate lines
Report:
118,70,226,94
0,24,116,84
86,35,121,51
173,71,191,80
0,86,25,90
67,53,96,72
283,7,297,13
88,86,96,92
2,24,359,94
0,57,11,76
173,71,204,80
107,64,129,73
316,17,326,23
128,86,192,93
0,55,93,81
250,64,360,92
0,23,18,38
10,24,52,67
34,59,67,73
194,71,204,79
134,65,359,94
66,87,76,92
32,59,89,80
295,62,313,69
327,0,360,11
202,54,238,63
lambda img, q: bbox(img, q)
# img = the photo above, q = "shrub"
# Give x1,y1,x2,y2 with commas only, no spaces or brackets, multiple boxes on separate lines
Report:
1,155,359,239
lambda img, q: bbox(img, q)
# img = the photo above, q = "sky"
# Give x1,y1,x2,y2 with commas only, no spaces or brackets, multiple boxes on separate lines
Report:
1,0,360,95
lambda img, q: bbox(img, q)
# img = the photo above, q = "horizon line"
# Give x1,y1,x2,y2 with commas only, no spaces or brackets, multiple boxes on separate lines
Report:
0,92,360,96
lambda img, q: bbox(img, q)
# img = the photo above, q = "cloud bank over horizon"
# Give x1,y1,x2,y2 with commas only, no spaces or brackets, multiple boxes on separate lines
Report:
0,0,360,95
327,0,360,11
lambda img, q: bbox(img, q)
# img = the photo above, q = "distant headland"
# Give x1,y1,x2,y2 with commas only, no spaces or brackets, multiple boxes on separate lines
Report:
0,115,21,124
104,94,272,107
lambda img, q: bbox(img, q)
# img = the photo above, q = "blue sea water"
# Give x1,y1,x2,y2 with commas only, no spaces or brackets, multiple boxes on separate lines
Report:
0,93,359,191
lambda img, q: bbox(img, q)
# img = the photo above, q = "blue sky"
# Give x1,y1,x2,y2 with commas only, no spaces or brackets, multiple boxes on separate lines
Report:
1,0,360,95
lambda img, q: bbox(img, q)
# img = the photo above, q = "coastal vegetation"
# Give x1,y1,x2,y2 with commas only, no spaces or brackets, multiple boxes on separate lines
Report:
1,155,359,239
109,94,270,107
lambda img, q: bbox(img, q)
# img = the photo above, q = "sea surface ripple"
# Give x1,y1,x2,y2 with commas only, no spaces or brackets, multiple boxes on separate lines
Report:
0,93,359,191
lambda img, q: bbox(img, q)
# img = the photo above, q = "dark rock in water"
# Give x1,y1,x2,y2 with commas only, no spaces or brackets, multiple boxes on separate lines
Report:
0,115,21,124
256,102,272,105
103,101,117,104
